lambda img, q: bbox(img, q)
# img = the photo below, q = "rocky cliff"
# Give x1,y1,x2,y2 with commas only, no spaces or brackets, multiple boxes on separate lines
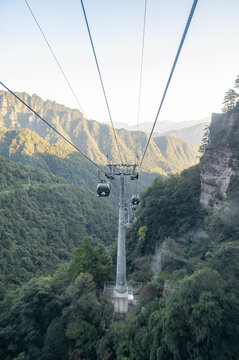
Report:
200,103,239,215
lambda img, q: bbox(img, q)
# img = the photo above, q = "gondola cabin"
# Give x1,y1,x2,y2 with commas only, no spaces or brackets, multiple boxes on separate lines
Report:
131,195,140,205
97,181,111,197
131,173,139,180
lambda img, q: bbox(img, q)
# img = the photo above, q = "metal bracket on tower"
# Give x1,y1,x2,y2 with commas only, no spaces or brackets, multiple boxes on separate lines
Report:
105,163,139,179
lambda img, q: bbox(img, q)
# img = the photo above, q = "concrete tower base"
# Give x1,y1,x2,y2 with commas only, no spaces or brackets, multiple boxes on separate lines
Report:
114,290,128,314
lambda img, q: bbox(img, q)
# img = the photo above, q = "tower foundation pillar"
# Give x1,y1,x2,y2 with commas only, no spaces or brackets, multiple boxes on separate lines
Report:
114,290,128,314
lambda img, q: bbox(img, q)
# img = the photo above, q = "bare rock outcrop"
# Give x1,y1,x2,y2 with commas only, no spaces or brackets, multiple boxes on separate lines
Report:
200,104,239,214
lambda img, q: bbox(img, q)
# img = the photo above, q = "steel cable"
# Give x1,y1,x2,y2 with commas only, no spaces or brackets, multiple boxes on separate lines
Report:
139,0,198,170
80,0,123,165
24,0,86,117
0,82,105,173
136,0,147,139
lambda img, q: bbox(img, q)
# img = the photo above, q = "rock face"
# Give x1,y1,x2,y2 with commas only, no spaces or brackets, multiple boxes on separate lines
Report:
200,104,239,213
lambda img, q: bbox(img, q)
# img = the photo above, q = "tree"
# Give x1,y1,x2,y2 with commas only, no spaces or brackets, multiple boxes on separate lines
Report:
163,268,239,360
63,273,103,360
0,278,61,360
222,89,238,112
69,237,113,289
0,269,107,360
199,125,210,154
234,75,239,89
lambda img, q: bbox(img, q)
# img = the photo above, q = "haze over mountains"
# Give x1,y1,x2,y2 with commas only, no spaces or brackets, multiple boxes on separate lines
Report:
103,117,209,133
0,90,199,175
102,117,210,145
163,121,210,145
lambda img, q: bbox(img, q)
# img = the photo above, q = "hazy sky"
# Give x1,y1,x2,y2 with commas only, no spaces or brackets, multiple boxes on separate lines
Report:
1,0,239,125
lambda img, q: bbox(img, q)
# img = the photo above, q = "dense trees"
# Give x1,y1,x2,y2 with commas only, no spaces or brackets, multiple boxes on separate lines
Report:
0,240,113,360
127,165,204,266
99,267,239,360
1,115,239,359
0,156,117,295
1,161,239,359
109,164,239,360
0,129,157,206
69,237,113,289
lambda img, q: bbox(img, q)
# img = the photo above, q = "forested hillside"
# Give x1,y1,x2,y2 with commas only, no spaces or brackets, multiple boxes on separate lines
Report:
1,163,239,360
0,156,117,298
0,128,157,205
0,91,199,174
1,103,238,359
0,93,238,359
100,164,239,359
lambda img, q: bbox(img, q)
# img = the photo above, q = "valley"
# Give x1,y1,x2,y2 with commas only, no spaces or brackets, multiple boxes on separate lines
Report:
0,89,238,360
0,0,239,357
0,90,199,174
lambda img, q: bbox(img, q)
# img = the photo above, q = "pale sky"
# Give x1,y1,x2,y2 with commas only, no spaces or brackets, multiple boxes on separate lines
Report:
1,0,239,125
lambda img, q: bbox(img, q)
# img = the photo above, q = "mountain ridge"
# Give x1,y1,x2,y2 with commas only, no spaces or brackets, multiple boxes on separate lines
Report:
0,128,158,205
162,122,210,145
101,117,210,133
0,90,199,174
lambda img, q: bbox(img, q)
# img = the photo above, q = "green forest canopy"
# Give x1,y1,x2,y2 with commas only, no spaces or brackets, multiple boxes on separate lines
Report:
1,161,239,359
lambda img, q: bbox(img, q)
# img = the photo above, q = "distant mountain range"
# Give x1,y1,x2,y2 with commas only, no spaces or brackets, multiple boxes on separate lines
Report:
102,118,210,146
102,118,209,133
162,122,210,145
0,90,199,174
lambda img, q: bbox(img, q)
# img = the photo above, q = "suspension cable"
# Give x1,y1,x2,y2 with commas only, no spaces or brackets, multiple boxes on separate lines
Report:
24,0,86,117
80,0,123,165
136,0,147,138
0,82,105,173
139,0,198,170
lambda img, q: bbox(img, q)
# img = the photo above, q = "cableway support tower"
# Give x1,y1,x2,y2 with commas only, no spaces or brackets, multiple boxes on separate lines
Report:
105,163,139,313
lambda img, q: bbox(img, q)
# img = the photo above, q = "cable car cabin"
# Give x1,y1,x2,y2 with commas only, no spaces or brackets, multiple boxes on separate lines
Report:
131,173,139,180
131,195,140,205
97,181,111,197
